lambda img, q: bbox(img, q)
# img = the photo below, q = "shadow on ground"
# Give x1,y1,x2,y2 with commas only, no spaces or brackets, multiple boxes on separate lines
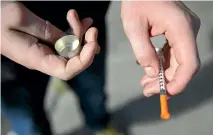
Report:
61,32,213,135
61,61,213,135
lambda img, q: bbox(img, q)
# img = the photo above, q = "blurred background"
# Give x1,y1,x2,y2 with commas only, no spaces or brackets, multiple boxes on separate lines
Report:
1,1,213,135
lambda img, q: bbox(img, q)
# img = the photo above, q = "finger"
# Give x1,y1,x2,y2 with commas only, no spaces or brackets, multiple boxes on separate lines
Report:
66,9,82,40
142,69,173,97
65,17,93,37
143,79,159,97
122,17,159,78
143,80,172,99
166,64,198,96
81,17,93,34
142,77,172,98
63,27,98,80
7,2,63,44
3,30,68,78
165,20,200,95
164,69,175,82
141,75,158,87
81,27,99,65
84,27,100,54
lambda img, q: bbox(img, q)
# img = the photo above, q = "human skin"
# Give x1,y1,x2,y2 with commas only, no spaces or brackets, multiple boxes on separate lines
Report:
121,1,201,97
1,2,100,80
1,1,201,96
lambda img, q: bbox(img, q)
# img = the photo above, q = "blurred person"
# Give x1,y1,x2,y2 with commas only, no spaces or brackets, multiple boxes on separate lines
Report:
1,1,200,135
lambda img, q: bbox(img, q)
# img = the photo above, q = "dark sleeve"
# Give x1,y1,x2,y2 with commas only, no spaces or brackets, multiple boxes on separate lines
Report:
19,1,110,31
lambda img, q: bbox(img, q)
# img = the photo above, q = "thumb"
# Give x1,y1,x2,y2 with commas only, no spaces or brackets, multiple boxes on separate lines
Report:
123,18,159,77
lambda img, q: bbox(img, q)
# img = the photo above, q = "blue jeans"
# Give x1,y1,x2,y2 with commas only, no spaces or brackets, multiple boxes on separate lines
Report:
1,68,109,135
1,87,37,135
1,75,52,135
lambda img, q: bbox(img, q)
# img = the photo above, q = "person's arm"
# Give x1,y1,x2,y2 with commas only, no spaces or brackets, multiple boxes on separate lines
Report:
121,1,201,96
1,1,99,80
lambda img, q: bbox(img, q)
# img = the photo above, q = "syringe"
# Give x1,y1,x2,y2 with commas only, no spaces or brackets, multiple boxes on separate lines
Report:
155,48,171,120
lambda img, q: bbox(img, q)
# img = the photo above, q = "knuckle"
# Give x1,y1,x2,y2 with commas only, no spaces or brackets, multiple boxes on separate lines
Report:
136,55,153,68
43,21,62,43
122,19,132,32
3,2,26,27
43,21,52,40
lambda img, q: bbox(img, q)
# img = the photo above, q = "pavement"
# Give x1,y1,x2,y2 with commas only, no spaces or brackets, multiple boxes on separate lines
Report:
1,1,213,135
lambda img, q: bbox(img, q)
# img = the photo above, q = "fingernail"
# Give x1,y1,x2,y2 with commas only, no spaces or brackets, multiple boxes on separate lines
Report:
144,67,157,77
69,9,76,17
73,10,77,17
146,93,154,97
